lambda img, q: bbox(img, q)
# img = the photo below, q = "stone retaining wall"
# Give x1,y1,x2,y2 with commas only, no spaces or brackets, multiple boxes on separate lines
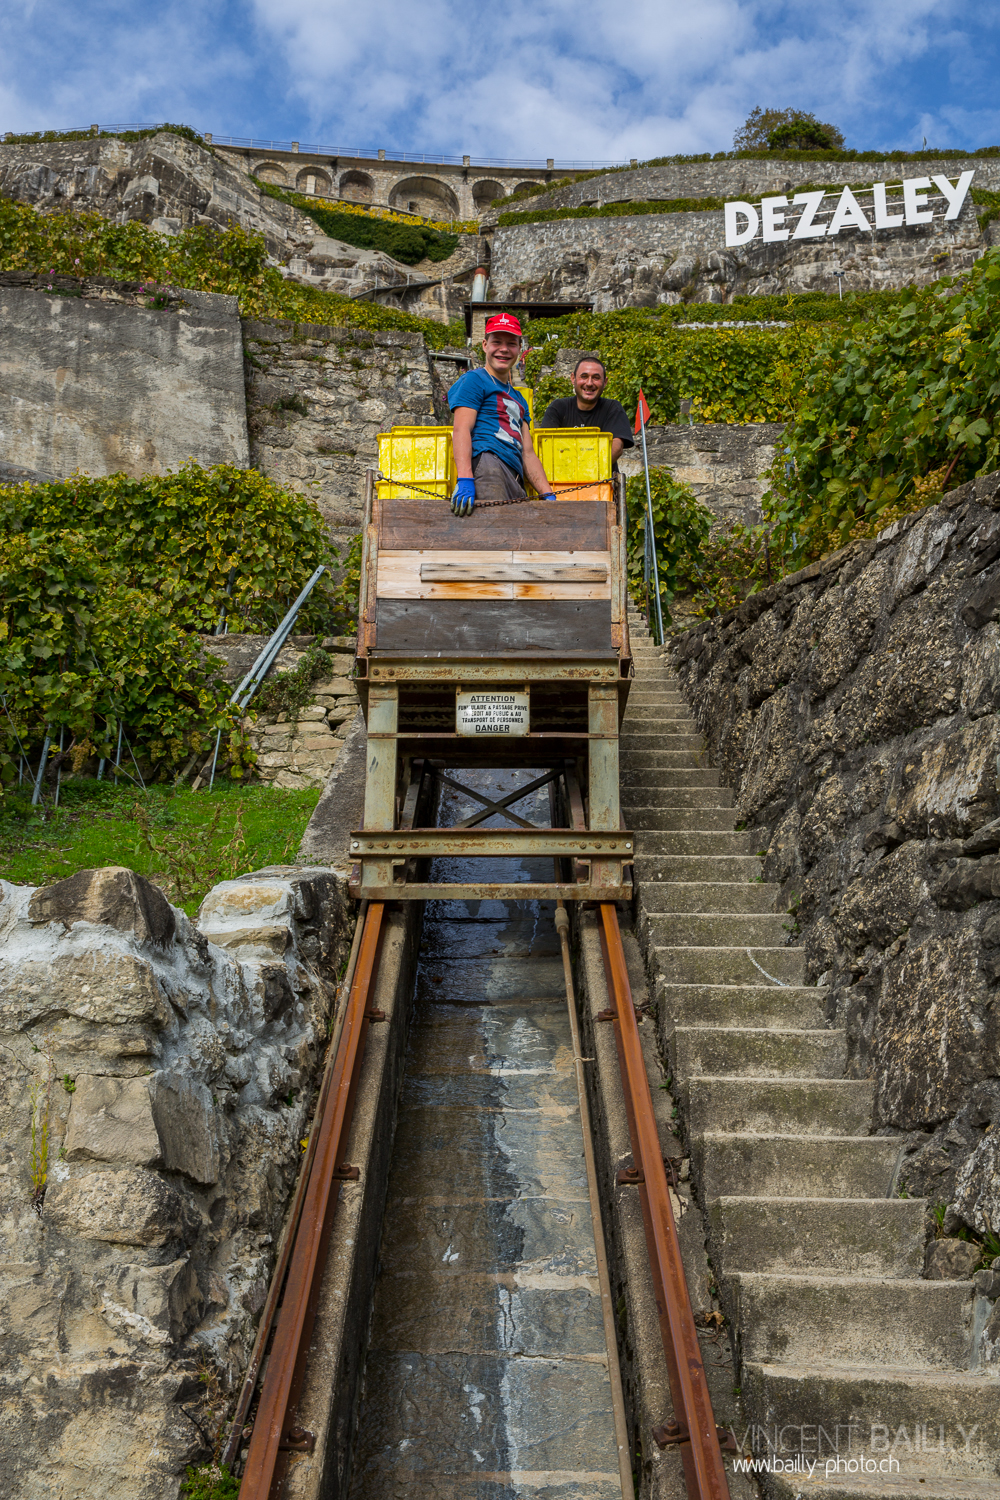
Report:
672,471,1000,1233
491,192,985,309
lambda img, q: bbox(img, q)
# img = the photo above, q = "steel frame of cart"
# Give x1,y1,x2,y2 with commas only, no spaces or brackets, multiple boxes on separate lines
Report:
349,465,634,902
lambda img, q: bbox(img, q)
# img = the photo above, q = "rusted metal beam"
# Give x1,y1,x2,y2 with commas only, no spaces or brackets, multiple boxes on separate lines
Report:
350,829,634,857
238,902,387,1500
599,904,731,1500
349,880,631,902
365,659,622,683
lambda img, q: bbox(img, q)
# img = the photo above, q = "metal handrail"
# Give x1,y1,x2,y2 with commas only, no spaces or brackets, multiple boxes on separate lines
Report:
599,903,731,1500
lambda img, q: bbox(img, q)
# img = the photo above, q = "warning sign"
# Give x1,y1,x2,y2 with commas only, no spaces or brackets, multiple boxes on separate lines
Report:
456,691,529,736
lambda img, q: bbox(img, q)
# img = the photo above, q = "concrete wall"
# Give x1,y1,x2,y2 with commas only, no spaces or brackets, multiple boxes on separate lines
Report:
491,190,985,309
243,318,446,550
0,277,248,480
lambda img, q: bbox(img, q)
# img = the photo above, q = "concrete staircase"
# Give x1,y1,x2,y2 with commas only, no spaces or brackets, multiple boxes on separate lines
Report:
622,607,998,1500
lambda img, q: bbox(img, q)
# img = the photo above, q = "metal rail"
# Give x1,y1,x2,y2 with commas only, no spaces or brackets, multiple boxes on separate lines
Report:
598,903,731,1500
236,901,387,1499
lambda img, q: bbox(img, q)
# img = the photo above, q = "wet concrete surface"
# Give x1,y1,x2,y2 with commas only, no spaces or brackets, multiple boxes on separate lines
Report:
347,772,621,1500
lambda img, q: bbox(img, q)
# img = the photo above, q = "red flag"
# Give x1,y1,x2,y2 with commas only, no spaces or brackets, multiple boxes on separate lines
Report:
634,388,651,434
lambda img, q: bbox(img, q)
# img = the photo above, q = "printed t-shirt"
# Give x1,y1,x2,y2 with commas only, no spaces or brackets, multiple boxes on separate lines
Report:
538,395,635,459
448,368,530,477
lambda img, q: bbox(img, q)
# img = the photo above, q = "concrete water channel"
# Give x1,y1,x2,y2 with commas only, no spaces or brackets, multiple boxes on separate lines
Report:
348,770,623,1499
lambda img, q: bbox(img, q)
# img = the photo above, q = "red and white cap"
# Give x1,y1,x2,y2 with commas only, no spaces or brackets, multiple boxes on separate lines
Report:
484,312,523,337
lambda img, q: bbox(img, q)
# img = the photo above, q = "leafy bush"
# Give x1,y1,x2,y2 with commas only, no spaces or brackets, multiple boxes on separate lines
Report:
0,465,357,791
2,124,204,146
734,107,844,154
764,247,1000,561
255,182,463,263
0,196,464,348
625,469,714,619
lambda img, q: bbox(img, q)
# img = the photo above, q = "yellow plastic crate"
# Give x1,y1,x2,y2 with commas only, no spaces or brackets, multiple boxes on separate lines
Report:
514,385,534,424
377,427,456,500
532,427,612,484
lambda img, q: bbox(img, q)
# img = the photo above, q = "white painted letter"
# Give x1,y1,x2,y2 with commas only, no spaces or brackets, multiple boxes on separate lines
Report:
761,196,789,242
903,177,933,225
792,190,827,239
725,201,759,246
828,186,872,236
873,183,904,229
933,169,975,219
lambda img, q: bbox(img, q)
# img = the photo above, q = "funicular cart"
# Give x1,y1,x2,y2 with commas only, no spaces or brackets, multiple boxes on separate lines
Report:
348,422,634,901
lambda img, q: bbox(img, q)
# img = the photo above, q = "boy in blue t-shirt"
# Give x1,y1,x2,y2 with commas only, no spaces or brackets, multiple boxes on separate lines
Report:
446,313,557,516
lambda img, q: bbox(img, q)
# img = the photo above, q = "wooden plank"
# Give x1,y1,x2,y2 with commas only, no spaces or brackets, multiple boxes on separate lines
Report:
375,600,614,653
511,581,609,599
419,564,608,582
379,497,610,553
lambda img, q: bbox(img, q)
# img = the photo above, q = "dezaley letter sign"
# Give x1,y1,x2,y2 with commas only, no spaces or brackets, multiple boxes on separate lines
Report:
724,170,975,248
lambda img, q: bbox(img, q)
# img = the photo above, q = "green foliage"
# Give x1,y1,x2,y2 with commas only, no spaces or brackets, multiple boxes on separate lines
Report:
0,195,463,348
1,779,320,915
625,469,714,619
734,107,844,154
2,124,204,146
498,195,727,228
525,309,823,426
256,181,460,263
972,187,1000,231
180,1463,241,1500
763,247,1000,562
256,645,335,721
0,463,351,788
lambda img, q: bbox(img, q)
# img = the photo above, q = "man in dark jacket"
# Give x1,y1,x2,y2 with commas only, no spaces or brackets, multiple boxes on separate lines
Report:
538,354,635,466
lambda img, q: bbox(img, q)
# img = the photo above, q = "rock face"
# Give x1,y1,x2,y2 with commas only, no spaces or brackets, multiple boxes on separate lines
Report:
0,863,352,1499
0,131,427,301
672,471,1000,1229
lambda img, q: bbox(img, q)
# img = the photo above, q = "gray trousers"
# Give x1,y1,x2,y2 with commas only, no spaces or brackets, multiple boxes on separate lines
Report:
472,451,525,503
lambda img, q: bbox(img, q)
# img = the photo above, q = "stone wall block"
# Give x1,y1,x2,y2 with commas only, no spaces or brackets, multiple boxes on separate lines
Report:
63,1076,161,1168
96,1256,203,1345
150,1074,220,1185
45,1167,199,1247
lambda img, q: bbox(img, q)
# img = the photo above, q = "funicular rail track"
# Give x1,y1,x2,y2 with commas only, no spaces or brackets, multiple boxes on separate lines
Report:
230,895,729,1500
229,442,730,1500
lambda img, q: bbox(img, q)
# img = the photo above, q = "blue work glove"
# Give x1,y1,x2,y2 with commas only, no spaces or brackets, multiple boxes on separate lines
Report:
542,492,558,502
451,478,476,516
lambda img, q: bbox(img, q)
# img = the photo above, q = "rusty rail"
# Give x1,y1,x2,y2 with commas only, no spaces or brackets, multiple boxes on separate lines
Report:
599,903,731,1500
235,901,387,1500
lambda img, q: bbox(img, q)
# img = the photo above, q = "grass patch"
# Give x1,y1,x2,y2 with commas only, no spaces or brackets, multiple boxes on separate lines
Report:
0,779,320,918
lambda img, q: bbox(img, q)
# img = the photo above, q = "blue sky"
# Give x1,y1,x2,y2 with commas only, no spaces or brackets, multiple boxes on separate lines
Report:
2,0,999,165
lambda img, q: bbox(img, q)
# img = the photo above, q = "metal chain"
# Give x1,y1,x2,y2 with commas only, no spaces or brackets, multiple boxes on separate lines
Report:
375,472,611,508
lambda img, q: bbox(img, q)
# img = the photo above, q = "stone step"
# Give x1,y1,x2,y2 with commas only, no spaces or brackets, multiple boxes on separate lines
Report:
621,750,716,768
637,831,761,856
640,881,777,914
708,1196,925,1276
671,1026,847,1083
656,983,828,1030
652,944,807,986
627,693,688,704
623,785,733,809
696,1133,903,1201
725,1273,975,1371
687,1076,874,1136
622,806,738,831
620,734,707,753
645,912,791,947
741,1362,1000,1480
635,854,764,881
621,768,721,787
623,708,698,725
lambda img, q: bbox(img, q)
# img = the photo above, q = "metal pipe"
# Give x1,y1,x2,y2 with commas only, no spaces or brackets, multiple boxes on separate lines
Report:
54,725,65,807
222,899,370,1475
638,407,665,646
555,901,633,1499
230,564,328,712
31,728,52,806
599,904,730,1500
